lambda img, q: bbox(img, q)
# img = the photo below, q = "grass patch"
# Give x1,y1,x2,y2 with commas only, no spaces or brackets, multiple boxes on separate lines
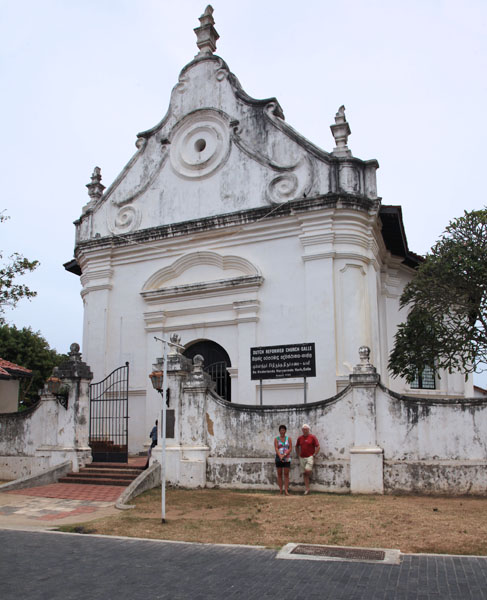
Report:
58,488,487,555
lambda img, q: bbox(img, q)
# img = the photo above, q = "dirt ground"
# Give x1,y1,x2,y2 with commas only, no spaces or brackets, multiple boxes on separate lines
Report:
60,488,487,555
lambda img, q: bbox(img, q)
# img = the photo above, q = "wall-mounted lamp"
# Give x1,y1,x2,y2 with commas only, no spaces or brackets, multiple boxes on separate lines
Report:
46,367,69,409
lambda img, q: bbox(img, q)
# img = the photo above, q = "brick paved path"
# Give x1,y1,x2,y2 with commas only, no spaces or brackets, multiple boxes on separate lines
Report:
7,482,123,501
1,529,486,600
4,457,147,503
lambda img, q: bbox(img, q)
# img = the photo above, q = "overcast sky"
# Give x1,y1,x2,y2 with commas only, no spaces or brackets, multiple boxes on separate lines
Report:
1,0,486,384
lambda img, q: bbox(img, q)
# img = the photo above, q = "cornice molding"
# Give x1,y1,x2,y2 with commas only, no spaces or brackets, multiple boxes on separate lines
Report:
141,275,264,304
142,251,260,291
302,251,372,264
80,283,113,298
80,268,114,287
75,194,377,255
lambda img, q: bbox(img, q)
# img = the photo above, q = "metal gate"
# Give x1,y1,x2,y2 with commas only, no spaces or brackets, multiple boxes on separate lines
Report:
205,361,230,401
89,362,129,463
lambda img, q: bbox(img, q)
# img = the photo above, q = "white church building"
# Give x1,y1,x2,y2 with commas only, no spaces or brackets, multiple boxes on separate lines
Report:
65,6,473,455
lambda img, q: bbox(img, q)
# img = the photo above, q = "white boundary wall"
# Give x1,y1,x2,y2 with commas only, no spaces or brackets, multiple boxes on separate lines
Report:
0,352,92,480
150,351,487,494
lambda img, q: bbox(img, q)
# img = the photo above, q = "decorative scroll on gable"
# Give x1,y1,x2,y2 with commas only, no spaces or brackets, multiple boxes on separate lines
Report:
74,6,379,245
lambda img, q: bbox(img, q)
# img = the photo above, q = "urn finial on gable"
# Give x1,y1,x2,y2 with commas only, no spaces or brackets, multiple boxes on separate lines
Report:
86,166,105,201
330,105,352,157
194,5,219,57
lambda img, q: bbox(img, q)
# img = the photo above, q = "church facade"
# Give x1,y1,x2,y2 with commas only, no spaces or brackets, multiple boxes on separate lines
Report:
66,7,472,454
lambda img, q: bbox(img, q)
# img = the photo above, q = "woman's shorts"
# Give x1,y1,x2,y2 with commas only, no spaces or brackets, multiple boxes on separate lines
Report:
275,457,291,469
299,456,314,473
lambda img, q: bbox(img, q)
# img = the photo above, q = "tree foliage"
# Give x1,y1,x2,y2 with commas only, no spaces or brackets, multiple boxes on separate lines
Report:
0,212,39,323
389,208,487,381
0,324,67,407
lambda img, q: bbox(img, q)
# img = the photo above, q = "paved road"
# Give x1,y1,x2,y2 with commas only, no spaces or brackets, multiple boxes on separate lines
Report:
1,529,486,600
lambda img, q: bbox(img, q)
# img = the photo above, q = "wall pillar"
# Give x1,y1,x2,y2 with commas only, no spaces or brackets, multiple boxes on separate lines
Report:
35,343,94,472
348,346,383,494
150,345,209,488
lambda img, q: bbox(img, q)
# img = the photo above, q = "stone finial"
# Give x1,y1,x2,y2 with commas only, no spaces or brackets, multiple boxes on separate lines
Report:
352,346,378,379
349,345,379,385
69,343,81,362
191,354,205,381
193,354,204,372
194,5,219,57
358,345,370,364
169,333,182,356
56,343,93,381
186,353,214,389
86,166,105,201
170,333,181,346
330,105,352,157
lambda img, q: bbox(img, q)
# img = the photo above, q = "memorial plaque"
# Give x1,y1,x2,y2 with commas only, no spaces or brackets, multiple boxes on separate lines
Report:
250,343,316,380
166,409,175,439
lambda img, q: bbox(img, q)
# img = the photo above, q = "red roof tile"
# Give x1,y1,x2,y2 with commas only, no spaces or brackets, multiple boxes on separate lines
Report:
0,358,32,377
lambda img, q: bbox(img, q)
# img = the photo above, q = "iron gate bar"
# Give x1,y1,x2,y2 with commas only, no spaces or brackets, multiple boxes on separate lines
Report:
89,362,129,463
205,361,229,401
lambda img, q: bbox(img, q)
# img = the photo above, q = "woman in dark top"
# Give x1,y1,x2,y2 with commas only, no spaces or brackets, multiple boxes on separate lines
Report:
274,424,292,495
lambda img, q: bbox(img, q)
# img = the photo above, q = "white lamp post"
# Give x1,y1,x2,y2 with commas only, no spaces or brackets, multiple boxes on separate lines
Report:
149,335,184,523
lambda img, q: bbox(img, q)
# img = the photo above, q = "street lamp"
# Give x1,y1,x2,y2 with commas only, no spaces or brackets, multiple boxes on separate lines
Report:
149,334,185,523
148,370,164,392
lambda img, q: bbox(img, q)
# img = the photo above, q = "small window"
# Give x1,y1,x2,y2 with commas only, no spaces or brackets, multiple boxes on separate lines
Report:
410,365,436,390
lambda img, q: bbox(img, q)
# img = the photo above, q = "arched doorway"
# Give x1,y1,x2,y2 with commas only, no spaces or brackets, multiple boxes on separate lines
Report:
184,340,232,402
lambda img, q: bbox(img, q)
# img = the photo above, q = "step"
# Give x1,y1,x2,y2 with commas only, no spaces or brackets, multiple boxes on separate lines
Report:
57,460,146,488
58,476,129,486
66,471,135,482
89,462,145,470
79,468,142,477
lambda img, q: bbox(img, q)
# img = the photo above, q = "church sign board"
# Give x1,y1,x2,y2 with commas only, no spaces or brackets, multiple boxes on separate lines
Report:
250,343,316,380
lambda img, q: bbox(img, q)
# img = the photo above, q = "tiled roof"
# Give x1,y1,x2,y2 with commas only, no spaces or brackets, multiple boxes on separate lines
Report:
0,358,32,379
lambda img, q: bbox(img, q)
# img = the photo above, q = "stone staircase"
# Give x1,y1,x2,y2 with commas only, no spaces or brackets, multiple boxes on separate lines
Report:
58,462,145,487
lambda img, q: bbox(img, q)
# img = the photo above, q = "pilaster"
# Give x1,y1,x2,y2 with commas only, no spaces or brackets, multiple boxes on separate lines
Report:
348,346,383,494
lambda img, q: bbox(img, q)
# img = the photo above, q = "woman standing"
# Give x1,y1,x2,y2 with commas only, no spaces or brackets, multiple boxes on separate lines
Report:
274,425,292,495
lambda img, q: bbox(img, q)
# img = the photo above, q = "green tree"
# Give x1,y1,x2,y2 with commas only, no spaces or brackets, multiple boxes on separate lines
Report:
0,212,39,323
0,324,67,408
388,208,487,382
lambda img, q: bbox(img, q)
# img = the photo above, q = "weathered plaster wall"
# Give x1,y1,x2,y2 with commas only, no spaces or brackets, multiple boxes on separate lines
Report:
0,349,93,480
376,386,487,494
0,403,47,479
162,356,487,494
193,388,352,492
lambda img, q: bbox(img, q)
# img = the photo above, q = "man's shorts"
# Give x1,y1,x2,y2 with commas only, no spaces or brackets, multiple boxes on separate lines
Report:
299,456,314,473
